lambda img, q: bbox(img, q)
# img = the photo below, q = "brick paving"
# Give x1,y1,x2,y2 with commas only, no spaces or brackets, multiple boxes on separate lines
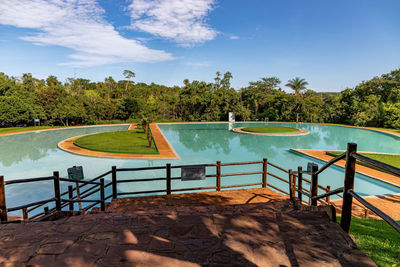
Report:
0,189,375,266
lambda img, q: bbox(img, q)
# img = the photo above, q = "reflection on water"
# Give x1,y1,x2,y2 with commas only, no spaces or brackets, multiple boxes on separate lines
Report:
1,122,400,215
0,126,128,167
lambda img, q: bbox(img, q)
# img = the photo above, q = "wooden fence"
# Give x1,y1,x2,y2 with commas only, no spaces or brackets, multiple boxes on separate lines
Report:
1,159,298,222
1,143,400,237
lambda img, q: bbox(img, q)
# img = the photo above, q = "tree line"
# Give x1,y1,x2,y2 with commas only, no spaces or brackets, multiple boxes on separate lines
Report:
0,68,399,128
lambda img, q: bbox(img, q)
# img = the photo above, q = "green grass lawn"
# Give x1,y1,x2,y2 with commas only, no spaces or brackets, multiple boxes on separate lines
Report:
337,217,400,266
0,126,62,135
327,151,400,169
74,129,159,154
241,126,300,133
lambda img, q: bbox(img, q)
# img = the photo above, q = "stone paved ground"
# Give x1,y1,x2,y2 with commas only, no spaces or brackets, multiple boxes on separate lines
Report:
0,189,376,266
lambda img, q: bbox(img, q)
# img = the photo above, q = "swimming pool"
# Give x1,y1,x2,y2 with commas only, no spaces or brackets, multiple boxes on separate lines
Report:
1,122,400,214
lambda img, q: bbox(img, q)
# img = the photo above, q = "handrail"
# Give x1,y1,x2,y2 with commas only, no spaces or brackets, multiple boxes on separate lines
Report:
172,164,217,168
4,176,54,185
221,171,263,177
268,162,289,173
1,158,297,223
7,198,55,212
117,166,166,172
349,190,400,234
314,153,346,175
220,161,263,166
59,178,101,185
311,187,344,201
352,153,400,177
61,199,101,203
26,171,111,213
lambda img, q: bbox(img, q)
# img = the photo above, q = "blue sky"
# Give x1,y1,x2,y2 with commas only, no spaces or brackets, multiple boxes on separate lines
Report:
0,0,399,92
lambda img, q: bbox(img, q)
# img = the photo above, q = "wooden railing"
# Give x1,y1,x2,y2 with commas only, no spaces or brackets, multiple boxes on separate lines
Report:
297,142,400,234
2,143,399,236
110,159,292,198
0,172,107,222
0,158,299,223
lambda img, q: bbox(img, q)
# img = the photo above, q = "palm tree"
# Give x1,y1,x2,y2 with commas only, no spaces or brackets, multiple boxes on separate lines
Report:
285,77,308,96
286,77,308,122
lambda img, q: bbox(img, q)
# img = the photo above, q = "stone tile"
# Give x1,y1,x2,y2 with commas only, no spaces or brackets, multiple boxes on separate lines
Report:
26,254,57,266
0,188,376,266
37,240,75,255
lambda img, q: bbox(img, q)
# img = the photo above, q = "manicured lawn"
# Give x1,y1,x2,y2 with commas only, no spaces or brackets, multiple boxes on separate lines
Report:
74,129,159,154
371,127,400,134
337,217,400,266
0,126,61,135
241,126,300,133
327,151,400,168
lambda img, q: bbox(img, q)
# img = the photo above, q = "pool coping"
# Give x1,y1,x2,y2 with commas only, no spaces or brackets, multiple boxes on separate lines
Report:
232,127,310,136
0,123,132,136
290,148,400,188
57,123,180,160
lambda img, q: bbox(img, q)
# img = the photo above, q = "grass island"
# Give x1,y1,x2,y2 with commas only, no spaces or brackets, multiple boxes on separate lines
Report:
74,129,159,154
241,126,300,133
233,126,309,136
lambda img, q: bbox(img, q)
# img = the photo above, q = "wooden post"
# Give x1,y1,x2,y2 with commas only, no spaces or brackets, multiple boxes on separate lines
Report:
262,158,267,188
297,167,303,202
22,207,28,220
112,166,117,199
364,208,369,219
341,142,357,234
166,164,171,195
289,169,295,201
310,164,319,206
216,161,221,191
100,178,105,211
0,176,7,222
326,185,331,204
75,182,82,211
44,206,49,215
53,171,61,211
68,185,74,211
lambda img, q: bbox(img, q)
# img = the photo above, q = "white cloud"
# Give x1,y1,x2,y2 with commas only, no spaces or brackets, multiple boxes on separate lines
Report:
229,35,239,40
127,0,217,46
0,0,173,67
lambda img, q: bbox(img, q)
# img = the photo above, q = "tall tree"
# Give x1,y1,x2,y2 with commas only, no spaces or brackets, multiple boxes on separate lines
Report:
286,77,308,122
123,70,135,94
285,77,308,96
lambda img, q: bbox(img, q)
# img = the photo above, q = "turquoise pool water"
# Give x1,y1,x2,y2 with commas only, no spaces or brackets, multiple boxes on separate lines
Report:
1,122,400,214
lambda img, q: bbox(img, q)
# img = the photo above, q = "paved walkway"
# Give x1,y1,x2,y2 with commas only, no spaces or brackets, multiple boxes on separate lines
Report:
0,189,375,266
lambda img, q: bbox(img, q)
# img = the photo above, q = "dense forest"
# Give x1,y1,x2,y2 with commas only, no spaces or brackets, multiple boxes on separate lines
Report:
0,68,399,128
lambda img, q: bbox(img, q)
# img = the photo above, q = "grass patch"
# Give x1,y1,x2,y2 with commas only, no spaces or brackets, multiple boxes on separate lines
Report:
241,126,300,133
337,217,400,266
0,126,62,135
327,151,400,169
74,129,159,154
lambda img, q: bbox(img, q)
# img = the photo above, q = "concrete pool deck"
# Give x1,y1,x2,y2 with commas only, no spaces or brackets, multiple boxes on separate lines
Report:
58,123,180,160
